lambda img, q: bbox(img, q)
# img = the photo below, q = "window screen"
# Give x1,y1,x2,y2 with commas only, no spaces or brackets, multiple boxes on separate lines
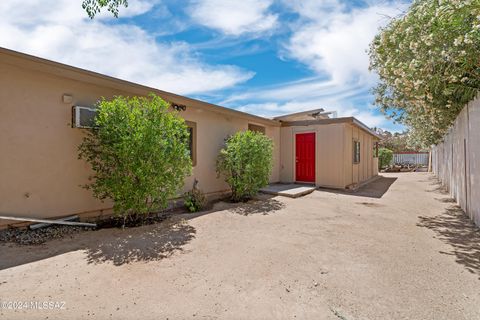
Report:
72,106,97,128
353,140,361,164
186,121,197,166
248,123,266,134
373,142,379,158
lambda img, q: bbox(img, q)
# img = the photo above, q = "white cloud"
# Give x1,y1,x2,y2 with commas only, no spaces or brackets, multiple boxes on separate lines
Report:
188,0,277,36
220,0,408,130
284,0,345,20
217,73,384,126
237,97,403,131
237,97,387,127
221,74,392,129
0,0,253,94
286,2,405,85
222,77,368,104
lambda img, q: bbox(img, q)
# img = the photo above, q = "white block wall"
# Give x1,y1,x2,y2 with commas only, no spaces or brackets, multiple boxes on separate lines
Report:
432,97,480,226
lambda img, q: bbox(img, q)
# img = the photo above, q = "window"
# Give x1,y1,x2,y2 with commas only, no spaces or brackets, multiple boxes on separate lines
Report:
353,140,361,164
72,106,97,128
373,141,379,158
185,121,197,166
248,123,266,134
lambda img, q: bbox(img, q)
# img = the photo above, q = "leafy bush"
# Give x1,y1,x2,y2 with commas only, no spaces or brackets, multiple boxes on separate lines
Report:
378,148,394,170
369,0,480,147
216,130,273,202
184,179,206,212
78,94,192,217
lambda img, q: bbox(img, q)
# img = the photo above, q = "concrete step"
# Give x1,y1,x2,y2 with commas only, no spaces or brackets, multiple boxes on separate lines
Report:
260,184,316,198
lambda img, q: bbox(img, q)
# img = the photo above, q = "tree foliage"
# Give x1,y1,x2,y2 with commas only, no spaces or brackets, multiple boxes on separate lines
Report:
375,128,425,152
78,94,192,217
378,148,394,169
216,130,273,202
82,0,128,18
369,0,480,147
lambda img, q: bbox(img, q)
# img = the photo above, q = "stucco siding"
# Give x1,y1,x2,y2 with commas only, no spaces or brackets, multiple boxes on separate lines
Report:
280,126,294,182
265,124,281,183
343,124,378,188
281,123,352,189
352,126,360,184
0,58,280,224
343,124,353,186
316,124,345,188
1,61,117,220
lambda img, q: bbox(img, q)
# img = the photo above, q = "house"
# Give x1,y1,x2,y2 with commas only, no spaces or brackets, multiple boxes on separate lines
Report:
278,114,380,189
0,47,380,227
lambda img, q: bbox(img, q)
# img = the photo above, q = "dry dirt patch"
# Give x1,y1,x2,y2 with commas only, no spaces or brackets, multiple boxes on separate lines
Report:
1,173,479,320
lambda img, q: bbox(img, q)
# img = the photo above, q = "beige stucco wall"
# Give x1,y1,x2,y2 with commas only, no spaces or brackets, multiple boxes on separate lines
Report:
0,55,280,224
343,123,377,188
280,123,345,188
280,123,378,189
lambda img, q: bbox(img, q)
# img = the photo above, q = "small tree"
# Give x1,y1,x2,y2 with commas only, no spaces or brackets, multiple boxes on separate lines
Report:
216,130,273,202
378,148,394,170
78,94,192,218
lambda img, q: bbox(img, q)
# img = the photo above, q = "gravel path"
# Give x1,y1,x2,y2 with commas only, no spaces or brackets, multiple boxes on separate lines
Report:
0,226,89,245
0,173,479,319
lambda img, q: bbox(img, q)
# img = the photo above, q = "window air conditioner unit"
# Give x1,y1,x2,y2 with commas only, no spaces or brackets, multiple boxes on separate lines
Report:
72,106,97,128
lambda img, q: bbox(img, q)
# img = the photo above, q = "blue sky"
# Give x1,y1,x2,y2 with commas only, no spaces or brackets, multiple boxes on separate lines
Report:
0,0,410,131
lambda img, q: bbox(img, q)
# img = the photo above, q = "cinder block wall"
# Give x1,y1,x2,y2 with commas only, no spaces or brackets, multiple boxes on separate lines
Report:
431,96,480,226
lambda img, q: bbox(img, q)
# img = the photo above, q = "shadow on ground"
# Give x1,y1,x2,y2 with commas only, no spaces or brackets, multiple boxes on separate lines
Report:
230,198,286,216
434,197,456,203
0,217,196,270
86,219,196,266
0,195,285,270
417,206,480,278
425,176,449,195
317,176,397,199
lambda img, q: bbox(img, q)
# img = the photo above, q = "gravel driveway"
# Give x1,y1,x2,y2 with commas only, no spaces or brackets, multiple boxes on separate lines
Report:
1,173,479,319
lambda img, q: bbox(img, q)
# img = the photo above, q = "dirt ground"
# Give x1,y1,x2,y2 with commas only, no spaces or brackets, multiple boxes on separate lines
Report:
1,173,479,320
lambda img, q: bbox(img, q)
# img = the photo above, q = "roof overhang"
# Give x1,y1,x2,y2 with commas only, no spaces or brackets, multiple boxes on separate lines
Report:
0,47,280,127
273,108,327,121
280,117,382,139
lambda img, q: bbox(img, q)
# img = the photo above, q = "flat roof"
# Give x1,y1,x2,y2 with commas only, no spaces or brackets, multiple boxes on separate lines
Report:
280,117,382,139
273,108,325,120
0,47,382,136
0,47,280,127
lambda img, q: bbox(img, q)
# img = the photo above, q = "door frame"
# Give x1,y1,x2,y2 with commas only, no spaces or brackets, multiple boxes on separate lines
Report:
294,131,316,184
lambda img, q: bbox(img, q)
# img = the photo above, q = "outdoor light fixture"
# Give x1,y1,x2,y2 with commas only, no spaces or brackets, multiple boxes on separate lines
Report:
62,94,73,104
171,103,187,111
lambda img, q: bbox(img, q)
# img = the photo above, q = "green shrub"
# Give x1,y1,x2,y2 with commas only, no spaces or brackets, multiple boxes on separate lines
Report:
184,180,206,212
369,0,480,147
378,148,394,170
216,130,273,202
78,94,192,217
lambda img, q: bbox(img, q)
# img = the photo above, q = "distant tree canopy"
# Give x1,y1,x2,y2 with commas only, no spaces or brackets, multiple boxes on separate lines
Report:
82,0,128,18
369,0,480,148
374,128,425,152
378,148,394,169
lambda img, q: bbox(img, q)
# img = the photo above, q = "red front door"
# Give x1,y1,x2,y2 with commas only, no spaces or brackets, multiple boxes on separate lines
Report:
295,133,315,183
